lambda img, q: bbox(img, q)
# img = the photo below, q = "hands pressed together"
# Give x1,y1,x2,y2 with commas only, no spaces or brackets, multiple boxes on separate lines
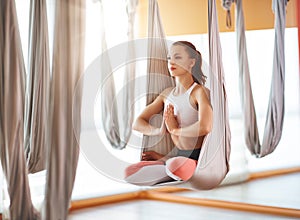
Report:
142,104,179,162
164,104,179,134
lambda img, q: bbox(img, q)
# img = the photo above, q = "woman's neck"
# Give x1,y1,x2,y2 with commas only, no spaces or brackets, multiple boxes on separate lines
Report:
175,75,194,94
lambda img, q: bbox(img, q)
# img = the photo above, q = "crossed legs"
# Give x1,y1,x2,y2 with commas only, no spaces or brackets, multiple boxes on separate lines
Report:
125,156,197,186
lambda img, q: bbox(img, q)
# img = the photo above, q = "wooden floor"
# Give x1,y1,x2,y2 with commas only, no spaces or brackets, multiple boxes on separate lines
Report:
68,172,300,219
175,172,300,209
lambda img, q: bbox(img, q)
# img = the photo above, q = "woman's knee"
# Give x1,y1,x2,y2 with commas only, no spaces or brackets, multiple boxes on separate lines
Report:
165,157,197,181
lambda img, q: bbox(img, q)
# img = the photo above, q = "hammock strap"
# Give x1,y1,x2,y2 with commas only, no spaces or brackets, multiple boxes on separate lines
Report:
222,0,235,29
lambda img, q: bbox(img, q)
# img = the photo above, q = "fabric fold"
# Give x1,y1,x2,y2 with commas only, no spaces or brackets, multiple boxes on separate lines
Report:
24,0,50,174
141,0,176,159
0,0,39,219
44,0,86,219
235,0,286,157
118,0,139,149
98,0,123,149
188,0,231,190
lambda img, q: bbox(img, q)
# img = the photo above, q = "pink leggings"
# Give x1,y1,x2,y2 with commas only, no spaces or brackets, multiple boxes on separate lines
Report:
125,157,197,186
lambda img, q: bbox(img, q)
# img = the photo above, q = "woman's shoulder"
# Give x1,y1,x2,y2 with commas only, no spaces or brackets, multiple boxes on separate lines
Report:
191,84,211,102
192,84,209,94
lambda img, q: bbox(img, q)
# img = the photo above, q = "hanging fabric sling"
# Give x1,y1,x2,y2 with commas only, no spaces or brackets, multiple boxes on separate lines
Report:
99,0,138,149
44,0,86,218
99,0,123,149
0,0,39,218
133,0,231,190
140,0,176,159
0,0,85,218
223,0,287,157
120,0,139,149
187,0,231,190
24,0,50,173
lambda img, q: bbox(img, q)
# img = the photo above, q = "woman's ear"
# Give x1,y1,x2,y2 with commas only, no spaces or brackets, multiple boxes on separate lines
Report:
190,58,196,68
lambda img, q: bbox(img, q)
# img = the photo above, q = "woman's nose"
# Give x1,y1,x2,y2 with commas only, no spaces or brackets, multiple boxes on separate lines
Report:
168,58,175,65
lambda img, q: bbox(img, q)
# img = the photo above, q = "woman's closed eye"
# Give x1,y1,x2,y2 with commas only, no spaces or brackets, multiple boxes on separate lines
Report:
167,56,182,60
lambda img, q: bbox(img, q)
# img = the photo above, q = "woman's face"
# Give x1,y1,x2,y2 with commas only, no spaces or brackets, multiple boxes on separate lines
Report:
167,45,195,77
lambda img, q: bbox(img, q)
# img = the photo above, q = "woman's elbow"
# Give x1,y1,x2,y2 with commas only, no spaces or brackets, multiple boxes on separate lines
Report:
200,121,212,136
200,126,211,136
132,121,139,131
132,118,144,132
206,123,213,134
205,114,213,134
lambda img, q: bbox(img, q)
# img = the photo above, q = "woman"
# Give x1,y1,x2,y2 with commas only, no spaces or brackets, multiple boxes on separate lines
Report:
125,41,213,185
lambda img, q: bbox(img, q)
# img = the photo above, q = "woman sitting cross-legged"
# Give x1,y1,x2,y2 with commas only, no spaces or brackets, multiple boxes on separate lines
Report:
124,41,213,186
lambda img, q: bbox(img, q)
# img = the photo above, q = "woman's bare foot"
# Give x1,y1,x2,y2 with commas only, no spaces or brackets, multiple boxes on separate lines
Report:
142,151,165,161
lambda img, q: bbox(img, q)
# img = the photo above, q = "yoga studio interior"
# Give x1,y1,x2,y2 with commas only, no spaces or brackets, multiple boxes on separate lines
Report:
1,0,299,219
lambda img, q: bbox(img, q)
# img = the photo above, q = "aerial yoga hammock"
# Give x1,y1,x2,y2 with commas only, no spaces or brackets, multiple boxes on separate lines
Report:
98,0,138,150
124,0,231,190
222,0,287,157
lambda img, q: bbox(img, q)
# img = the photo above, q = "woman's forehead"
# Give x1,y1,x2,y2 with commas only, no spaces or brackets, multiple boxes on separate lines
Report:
169,44,187,54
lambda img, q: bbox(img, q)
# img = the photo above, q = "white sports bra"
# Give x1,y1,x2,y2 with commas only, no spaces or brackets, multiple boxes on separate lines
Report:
164,83,198,127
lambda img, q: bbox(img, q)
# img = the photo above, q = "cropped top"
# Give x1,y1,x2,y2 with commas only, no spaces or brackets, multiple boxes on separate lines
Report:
164,83,198,127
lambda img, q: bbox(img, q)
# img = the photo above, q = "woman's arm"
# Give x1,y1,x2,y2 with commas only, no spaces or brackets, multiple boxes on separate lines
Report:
165,86,213,138
133,88,172,136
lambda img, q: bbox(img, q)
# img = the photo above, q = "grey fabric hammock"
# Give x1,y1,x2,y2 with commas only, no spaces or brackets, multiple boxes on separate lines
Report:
0,0,85,218
121,0,139,149
99,0,122,149
139,0,231,190
223,0,287,157
99,0,138,149
44,0,86,218
24,0,50,174
0,0,39,218
141,0,176,158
